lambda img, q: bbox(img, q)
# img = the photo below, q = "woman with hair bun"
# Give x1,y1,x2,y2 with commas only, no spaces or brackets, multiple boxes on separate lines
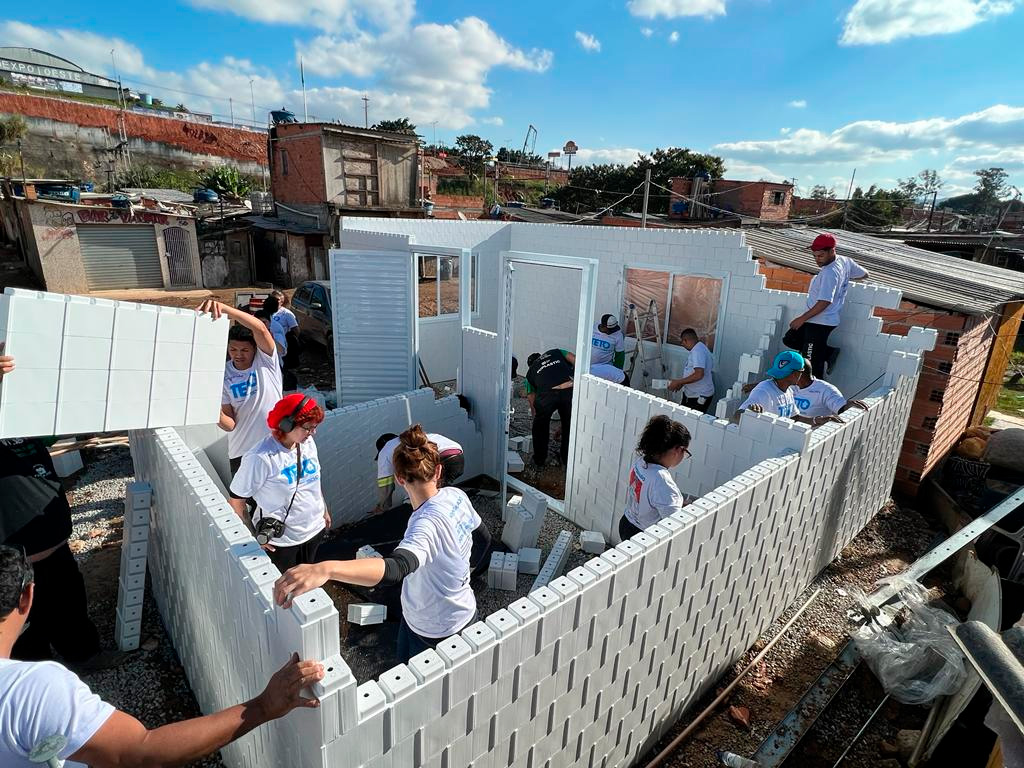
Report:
619,415,692,541
274,424,481,661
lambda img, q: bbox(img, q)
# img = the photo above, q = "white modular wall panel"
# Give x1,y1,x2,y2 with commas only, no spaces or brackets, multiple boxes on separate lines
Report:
0,287,227,438
461,326,502,477
313,388,485,526
330,250,418,406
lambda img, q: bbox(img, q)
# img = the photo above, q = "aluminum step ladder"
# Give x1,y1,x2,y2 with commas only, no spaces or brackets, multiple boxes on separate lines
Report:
624,299,667,387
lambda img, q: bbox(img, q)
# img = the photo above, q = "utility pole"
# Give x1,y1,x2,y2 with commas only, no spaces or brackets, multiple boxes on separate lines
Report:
841,168,857,230
431,120,438,148
926,190,938,232
362,95,369,128
229,98,234,127
641,168,652,228
300,58,308,122
249,79,257,127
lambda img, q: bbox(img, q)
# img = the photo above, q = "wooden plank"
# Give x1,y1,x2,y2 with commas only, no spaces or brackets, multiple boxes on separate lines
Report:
972,300,1024,424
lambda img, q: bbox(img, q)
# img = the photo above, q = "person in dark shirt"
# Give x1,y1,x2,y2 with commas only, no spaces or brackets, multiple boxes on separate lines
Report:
524,349,576,468
0,356,125,671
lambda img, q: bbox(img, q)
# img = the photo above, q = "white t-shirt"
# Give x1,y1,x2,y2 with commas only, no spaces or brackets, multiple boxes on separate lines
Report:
589,362,626,384
623,457,683,530
398,487,480,638
269,316,288,355
792,378,846,418
741,379,800,419
0,659,115,768
806,254,867,326
377,433,463,490
230,434,326,547
274,308,298,335
681,341,715,398
591,324,625,366
222,347,283,459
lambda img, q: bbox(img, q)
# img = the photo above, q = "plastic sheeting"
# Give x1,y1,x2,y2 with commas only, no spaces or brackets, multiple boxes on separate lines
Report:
623,268,721,349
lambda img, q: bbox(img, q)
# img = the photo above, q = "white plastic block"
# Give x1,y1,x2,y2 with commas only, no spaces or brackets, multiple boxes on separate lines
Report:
0,288,228,438
50,449,83,477
502,553,518,590
348,603,387,625
507,451,525,473
580,530,606,554
126,481,153,509
503,494,522,523
501,487,546,552
530,530,572,590
356,545,383,559
650,379,670,390
518,547,542,575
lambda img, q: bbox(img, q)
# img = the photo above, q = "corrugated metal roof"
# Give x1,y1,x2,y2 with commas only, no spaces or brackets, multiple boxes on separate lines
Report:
118,188,196,204
244,215,327,235
744,227,1024,315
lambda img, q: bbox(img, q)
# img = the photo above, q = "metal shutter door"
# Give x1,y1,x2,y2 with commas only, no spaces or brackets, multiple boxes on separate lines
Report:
331,249,418,405
77,225,164,290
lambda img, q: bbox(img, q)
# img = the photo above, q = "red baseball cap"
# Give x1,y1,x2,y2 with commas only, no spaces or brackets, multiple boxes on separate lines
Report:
267,393,318,430
810,233,836,251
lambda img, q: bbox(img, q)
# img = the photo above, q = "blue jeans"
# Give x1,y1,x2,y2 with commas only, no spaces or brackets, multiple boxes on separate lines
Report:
396,613,477,663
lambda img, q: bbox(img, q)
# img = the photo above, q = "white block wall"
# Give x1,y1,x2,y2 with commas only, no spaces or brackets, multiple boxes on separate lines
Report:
0,288,228,437
313,388,484,525
129,426,343,768
461,326,502,477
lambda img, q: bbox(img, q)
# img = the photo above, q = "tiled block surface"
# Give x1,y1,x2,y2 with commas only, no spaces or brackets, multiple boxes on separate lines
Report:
0,288,228,437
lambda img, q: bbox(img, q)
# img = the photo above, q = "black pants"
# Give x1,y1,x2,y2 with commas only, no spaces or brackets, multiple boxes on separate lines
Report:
533,388,573,466
282,368,298,391
793,322,835,378
269,530,325,573
13,543,101,663
618,515,643,542
397,612,477,663
682,395,713,414
230,456,242,476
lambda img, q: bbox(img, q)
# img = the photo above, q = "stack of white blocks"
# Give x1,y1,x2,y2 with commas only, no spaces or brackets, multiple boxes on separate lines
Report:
348,603,387,626
507,451,525,473
531,530,573,590
0,287,228,437
501,487,546,551
115,481,152,652
487,552,519,591
356,545,382,559
517,547,542,575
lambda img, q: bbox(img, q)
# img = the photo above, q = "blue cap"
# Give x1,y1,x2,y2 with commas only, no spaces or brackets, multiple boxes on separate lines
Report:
766,350,805,379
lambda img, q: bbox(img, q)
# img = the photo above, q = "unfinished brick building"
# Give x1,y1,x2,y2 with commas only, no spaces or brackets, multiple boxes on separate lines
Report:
668,177,794,221
746,227,1024,495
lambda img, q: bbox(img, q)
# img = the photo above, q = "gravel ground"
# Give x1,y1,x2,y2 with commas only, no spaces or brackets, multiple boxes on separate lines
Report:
66,446,225,768
652,499,945,768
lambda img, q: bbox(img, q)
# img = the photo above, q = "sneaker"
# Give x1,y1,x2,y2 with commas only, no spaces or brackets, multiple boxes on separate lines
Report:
72,648,133,673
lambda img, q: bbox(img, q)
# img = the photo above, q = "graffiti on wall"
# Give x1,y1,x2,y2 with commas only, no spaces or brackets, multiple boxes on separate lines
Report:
76,209,170,225
40,206,75,242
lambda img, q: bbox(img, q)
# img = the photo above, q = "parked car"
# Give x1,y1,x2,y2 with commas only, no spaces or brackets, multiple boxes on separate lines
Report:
291,280,333,358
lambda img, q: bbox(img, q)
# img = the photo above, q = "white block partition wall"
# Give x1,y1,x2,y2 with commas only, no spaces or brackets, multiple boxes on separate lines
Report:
0,287,228,437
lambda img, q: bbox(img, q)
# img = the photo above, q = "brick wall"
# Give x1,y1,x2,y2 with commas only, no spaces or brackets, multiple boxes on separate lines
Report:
270,126,327,205
758,259,993,494
0,91,266,165
432,193,484,209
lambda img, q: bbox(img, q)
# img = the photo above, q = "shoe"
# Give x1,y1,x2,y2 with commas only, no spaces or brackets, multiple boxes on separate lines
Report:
72,648,133,673
824,346,840,376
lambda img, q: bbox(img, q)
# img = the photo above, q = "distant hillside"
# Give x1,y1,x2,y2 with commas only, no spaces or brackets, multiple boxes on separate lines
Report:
939,192,1024,213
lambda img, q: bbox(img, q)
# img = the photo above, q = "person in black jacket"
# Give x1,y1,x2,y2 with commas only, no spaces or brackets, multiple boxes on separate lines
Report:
524,348,576,467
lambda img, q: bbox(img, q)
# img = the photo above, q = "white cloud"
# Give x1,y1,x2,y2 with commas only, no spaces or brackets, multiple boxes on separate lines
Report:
721,159,788,182
627,0,726,19
184,0,414,32
575,31,601,52
0,21,156,80
780,127,791,134
840,0,1019,46
668,30,680,43
299,16,551,129
561,147,645,166
713,104,1024,165
481,116,504,126
788,99,807,108
640,27,655,36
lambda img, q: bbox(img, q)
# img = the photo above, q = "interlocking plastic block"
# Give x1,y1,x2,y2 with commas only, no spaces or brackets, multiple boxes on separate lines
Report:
507,451,525,473
518,547,542,575
126,481,153,510
348,603,387,625
501,553,518,590
650,379,670,390
51,449,83,478
580,530,606,554
356,545,383,559
509,436,525,450
503,494,522,523
501,487,546,552
530,530,572,590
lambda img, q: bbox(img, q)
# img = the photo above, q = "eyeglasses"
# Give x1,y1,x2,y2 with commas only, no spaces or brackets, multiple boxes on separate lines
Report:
298,424,317,434
681,447,692,460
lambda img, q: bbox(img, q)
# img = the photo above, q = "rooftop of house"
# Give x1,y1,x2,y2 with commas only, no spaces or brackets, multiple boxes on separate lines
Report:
745,227,1024,315
272,122,419,143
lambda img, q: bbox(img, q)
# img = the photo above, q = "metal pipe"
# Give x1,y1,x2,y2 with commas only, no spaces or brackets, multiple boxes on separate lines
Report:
644,588,823,768
830,694,890,768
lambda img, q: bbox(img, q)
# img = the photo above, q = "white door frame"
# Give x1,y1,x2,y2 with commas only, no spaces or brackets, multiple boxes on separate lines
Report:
498,250,598,515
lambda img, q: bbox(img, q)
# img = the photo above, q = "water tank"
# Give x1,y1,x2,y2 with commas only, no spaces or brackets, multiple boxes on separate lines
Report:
194,188,220,204
139,92,152,106
271,109,297,125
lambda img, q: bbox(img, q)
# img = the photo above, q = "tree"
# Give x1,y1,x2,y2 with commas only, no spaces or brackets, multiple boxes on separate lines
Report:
918,169,943,196
372,117,417,135
973,167,1010,214
496,146,543,165
454,134,493,178
810,185,835,200
0,115,27,145
198,166,252,199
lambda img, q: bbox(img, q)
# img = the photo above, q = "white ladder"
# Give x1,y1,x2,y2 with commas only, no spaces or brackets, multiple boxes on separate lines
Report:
624,299,666,387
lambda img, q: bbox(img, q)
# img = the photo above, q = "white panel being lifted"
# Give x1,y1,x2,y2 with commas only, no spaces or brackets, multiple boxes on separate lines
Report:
0,288,228,438
330,250,418,406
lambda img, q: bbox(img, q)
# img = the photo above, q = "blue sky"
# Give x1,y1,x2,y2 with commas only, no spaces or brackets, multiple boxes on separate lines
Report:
5,0,1023,197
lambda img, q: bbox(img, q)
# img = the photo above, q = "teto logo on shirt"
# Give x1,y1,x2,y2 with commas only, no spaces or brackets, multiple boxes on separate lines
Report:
593,338,612,351
280,456,320,483
229,372,259,398
794,396,811,410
